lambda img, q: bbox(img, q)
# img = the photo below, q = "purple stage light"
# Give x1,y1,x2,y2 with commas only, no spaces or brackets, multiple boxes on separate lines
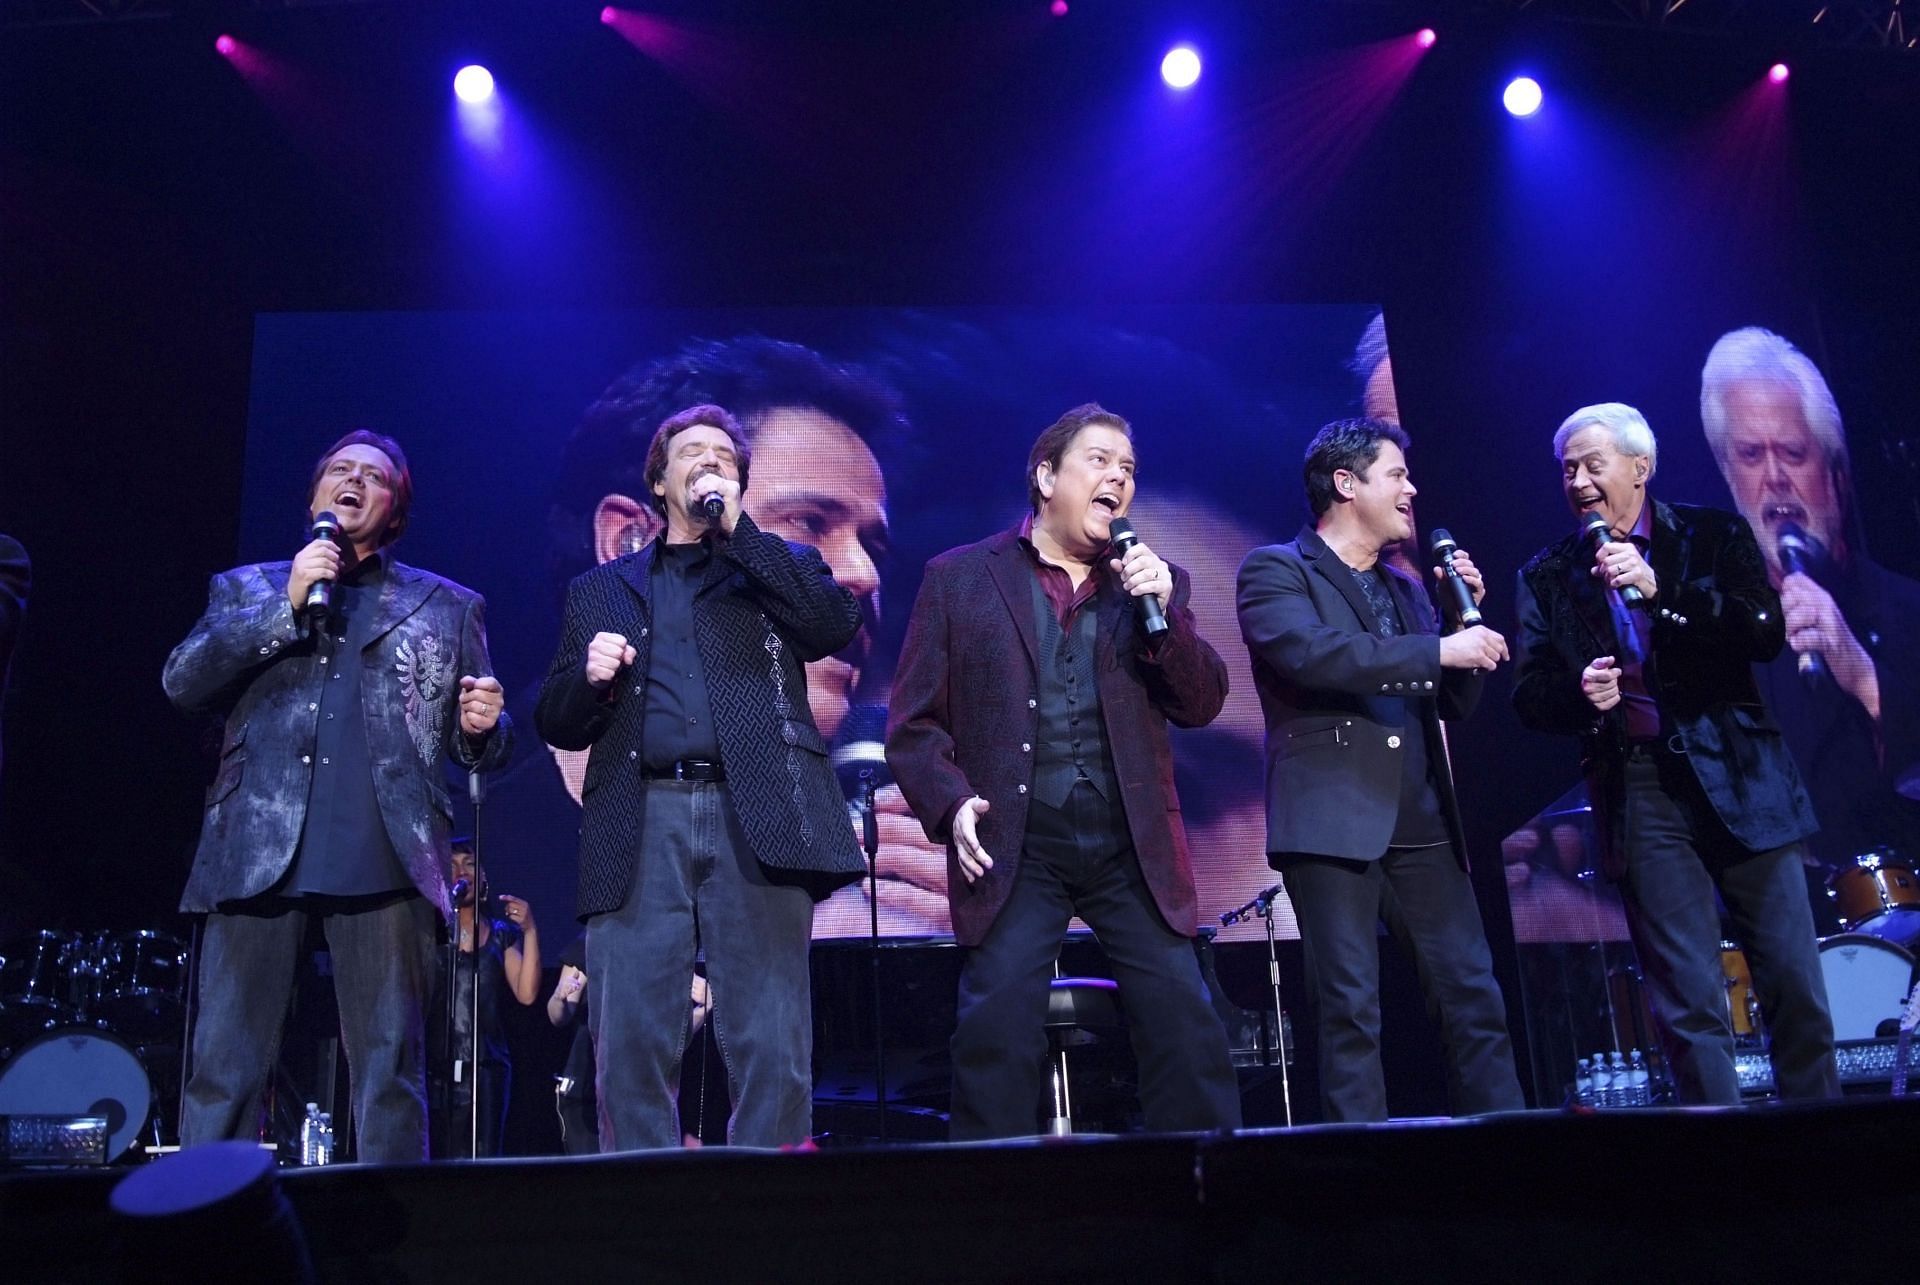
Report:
454,65,496,105
1416,28,1436,49
1768,63,1790,84
601,5,618,23
1051,0,1069,16
1503,76,1542,118
1161,46,1201,90
215,34,236,57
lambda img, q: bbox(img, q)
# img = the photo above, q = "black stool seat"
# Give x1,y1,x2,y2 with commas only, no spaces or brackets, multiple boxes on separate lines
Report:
1046,976,1123,1048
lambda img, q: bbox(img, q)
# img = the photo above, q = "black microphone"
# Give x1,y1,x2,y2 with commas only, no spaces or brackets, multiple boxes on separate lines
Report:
1428,529,1484,628
1777,521,1830,685
450,878,472,902
303,511,341,623
1581,512,1645,609
698,491,727,523
1107,516,1169,641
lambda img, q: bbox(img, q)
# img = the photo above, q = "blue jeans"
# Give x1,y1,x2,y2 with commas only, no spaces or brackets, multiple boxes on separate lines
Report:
181,893,436,1163
1617,748,1838,1104
586,781,814,1150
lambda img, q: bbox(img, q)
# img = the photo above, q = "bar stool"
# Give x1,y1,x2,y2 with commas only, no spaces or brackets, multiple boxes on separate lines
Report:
1044,973,1124,1136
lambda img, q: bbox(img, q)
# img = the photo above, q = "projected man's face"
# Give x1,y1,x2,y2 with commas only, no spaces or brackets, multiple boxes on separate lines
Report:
1717,378,1843,571
741,407,889,740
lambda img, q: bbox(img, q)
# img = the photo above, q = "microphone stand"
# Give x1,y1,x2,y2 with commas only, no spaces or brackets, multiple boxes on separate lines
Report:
861,770,887,1143
468,768,485,1160
1221,884,1293,1128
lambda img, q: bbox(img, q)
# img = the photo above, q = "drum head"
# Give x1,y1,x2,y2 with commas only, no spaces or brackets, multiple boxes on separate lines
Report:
1817,933,1919,1042
0,1026,153,1160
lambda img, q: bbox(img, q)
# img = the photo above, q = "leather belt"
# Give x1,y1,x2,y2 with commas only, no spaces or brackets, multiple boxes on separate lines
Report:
642,758,726,782
1626,735,1687,759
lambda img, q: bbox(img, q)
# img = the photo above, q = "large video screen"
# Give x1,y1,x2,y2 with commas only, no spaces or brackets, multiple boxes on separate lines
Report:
241,306,1393,940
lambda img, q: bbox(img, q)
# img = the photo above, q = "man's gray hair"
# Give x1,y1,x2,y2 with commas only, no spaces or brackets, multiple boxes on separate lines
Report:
1554,402,1658,478
1700,326,1847,471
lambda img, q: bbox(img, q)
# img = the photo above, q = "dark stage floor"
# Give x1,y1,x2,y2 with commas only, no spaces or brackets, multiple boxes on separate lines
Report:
6,1098,1916,1283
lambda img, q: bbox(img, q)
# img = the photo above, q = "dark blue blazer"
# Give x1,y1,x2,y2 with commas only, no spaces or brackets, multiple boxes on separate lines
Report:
1513,500,1818,877
1236,526,1481,868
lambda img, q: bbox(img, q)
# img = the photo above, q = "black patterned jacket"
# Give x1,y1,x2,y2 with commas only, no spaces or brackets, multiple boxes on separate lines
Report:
1513,500,1818,877
535,513,865,918
162,559,512,914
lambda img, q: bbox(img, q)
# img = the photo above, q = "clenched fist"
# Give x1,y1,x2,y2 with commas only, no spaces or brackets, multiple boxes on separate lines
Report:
287,537,343,613
585,632,637,689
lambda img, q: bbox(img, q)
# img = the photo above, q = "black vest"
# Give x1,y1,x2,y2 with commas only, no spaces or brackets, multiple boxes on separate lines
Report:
1029,572,1121,809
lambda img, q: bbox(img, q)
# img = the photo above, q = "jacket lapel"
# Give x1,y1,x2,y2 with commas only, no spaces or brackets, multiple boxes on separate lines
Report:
1298,526,1377,634
364,562,437,648
985,532,1041,672
618,547,658,616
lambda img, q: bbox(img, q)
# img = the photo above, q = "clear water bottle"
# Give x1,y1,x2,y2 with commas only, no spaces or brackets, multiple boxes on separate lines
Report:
1607,1052,1629,1108
1628,1049,1651,1107
1573,1057,1594,1108
300,1102,335,1166
1589,1052,1612,1108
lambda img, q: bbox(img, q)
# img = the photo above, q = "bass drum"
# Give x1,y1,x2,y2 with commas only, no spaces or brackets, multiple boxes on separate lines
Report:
0,1026,154,1160
1817,933,1919,1042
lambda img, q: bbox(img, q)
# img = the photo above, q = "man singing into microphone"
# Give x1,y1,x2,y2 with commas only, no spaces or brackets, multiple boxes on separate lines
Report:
1513,402,1837,1104
885,403,1241,1139
1700,328,1920,887
163,430,512,1161
536,404,865,1150
1236,418,1523,1122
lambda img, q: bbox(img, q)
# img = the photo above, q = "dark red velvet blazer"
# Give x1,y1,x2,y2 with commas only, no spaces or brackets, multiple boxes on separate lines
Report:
885,527,1228,946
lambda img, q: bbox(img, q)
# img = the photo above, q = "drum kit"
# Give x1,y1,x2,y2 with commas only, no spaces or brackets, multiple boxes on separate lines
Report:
0,928,191,1161
1720,850,1920,1046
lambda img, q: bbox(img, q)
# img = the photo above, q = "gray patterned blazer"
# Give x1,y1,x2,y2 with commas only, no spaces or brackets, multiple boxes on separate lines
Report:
162,558,512,915
535,513,866,919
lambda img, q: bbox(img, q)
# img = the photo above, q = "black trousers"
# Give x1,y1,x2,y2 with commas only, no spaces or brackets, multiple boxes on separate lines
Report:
181,893,436,1163
1616,746,1839,1104
1280,844,1525,1123
948,782,1243,1141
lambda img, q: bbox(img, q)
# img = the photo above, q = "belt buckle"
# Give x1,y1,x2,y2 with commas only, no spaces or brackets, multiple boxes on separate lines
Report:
1665,734,1687,756
673,760,691,781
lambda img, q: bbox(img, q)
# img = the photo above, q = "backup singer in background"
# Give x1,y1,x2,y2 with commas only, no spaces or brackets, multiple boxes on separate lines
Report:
163,431,511,1161
1236,418,1524,1123
428,838,541,1158
536,404,865,1151
886,403,1242,1140
1513,403,1838,1104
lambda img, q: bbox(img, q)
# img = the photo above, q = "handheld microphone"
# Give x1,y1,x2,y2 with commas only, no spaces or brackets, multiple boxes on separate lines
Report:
450,878,472,902
1581,512,1645,609
698,491,727,523
303,511,341,623
1777,521,1830,685
1107,517,1169,640
1428,529,1484,628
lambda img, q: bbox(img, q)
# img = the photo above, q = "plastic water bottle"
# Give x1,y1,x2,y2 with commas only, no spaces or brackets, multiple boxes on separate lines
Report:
1608,1052,1629,1107
1628,1049,1651,1107
300,1103,335,1166
1589,1052,1612,1108
1573,1057,1594,1107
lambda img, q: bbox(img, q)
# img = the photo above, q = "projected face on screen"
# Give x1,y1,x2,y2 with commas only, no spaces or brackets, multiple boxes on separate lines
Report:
1717,377,1843,570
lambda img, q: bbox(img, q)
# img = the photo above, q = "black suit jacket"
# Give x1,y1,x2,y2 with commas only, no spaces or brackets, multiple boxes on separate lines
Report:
1236,526,1481,867
535,513,866,919
1513,500,1818,877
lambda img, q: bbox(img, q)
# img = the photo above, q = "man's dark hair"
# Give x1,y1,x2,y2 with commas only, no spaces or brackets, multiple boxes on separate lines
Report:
307,430,413,548
450,836,475,856
1303,417,1410,519
641,404,752,519
1026,403,1132,514
548,335,907,592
